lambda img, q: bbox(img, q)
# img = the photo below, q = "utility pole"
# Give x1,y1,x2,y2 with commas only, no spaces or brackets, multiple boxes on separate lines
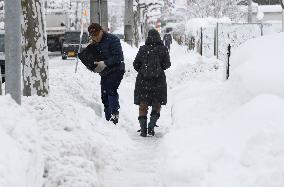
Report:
248,0,252,23
4,0,21,104
90,0,108,30
76,0,79,30
0,68,1,95
124,0,134,46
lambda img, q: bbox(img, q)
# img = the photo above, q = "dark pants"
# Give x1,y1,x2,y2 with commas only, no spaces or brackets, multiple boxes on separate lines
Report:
165,43,171,51
101,70,124,120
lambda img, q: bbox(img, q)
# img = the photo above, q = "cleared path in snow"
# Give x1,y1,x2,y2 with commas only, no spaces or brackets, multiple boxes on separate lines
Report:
100,43,191,187
100,79,173,187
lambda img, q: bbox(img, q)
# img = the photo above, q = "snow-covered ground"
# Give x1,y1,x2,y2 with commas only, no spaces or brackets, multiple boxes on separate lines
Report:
1,33,284,187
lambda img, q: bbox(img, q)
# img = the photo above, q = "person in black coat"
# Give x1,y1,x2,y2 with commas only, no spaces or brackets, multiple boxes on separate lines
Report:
163,32,172,51
87,23,125,124
133,29,171,137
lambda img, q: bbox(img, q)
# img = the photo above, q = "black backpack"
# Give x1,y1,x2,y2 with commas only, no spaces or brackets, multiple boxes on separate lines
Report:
139,45,162,79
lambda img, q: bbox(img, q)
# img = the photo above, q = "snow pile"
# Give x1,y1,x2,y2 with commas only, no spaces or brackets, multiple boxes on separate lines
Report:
168,42,225,88
160,33,284,186
21,60,134,187
230,32,284,97
161,92,284,187
0,96,43,187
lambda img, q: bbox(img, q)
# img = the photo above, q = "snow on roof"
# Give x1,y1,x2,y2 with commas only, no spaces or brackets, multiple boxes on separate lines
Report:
258,5,282,13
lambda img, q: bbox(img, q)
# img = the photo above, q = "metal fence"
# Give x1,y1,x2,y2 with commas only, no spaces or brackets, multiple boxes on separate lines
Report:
175,22,282,62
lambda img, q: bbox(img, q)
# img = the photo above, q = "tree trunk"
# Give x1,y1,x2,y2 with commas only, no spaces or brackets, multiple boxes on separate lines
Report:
21,0,49,96
248,0,252,23
133,10,139,47
124,0,134,45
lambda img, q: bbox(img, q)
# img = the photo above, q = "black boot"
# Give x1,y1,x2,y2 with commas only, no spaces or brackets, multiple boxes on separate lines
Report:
138,116,147,137
148,111,160,136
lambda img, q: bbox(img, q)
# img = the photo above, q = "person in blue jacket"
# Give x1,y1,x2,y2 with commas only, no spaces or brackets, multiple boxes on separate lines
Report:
88,23,125,124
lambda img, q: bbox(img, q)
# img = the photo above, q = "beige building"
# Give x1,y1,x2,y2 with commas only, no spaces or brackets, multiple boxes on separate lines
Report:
253,5,283,22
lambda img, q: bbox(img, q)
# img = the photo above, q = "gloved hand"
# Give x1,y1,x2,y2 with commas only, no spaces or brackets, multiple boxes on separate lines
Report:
94,61,106,73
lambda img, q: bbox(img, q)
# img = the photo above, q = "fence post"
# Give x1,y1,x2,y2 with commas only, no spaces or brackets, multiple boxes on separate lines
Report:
214,26,216,56
260,23,263,36
216,22,219,59
200,27,203,56
226,44,231,80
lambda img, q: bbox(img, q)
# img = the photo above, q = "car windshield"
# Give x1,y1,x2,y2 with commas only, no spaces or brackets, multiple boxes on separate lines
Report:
64,32,88,44
0,34,4,52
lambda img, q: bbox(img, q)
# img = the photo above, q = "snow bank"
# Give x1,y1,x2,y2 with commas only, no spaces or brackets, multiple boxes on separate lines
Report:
230,32,284,97
22,57,133,187
0,96,42,187
0,42,137,187
161,93,284,187
160,33,284,186
167,42,225,88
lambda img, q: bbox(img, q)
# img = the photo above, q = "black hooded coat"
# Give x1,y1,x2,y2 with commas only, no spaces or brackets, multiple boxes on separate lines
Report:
133,29,171,106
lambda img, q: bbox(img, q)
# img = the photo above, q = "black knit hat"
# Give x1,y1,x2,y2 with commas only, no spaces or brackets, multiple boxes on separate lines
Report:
88,23,103,35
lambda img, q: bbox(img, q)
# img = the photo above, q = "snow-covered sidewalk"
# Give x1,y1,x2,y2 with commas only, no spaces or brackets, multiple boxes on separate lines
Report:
1,33,284,187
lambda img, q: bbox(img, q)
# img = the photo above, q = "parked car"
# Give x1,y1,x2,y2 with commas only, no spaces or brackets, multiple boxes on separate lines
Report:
0,30,5,83
47,31,65,52
61,31,89,60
